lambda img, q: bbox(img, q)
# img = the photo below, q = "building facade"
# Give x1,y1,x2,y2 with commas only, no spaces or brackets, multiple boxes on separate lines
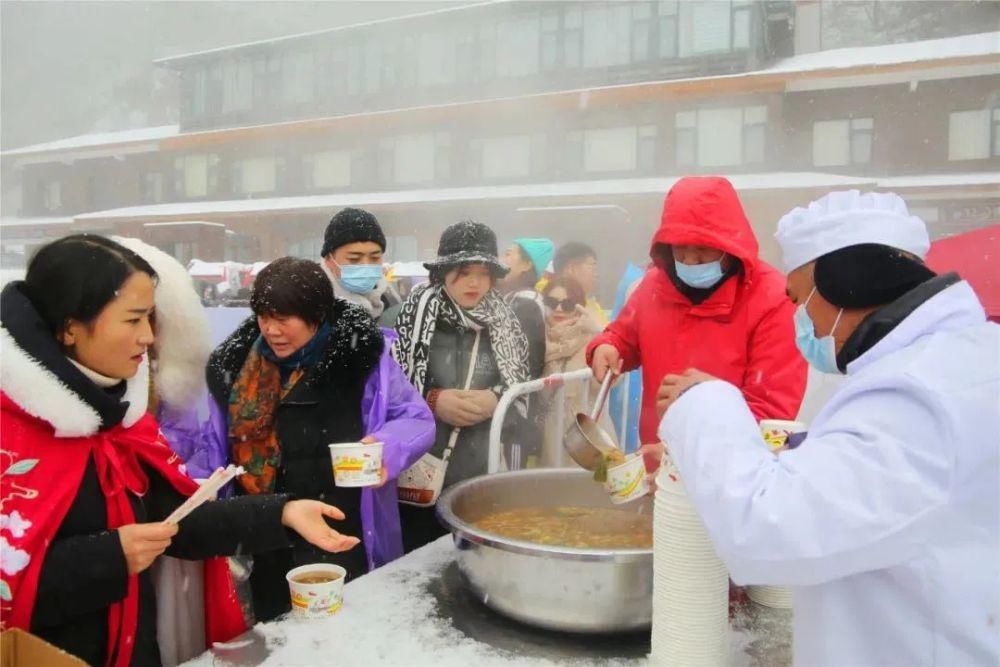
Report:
2,0,998,301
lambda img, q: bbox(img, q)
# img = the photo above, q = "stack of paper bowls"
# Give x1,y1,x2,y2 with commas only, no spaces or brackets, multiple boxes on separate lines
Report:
650,457,730,666
747,584,794,609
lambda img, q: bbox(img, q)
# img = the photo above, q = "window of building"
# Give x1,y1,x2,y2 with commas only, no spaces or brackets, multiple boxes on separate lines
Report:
813,117,876,166
732,0,752,50
144,173,165,203
658,1,679,58
174,154,219,198
386,235,419,261
638,125,658,170
584,126,638,172
994,108,1000,157
305,150,352,189
389,133,437,185
948,109,992,161
283,51,315,105
222,59,253,113
288,237,324,259
678,1,735,57
252,55,281,105
541,9,560,70
631,2,655,62
675,106,767,167
471,135,533,180
478,24,497,80
456,31,478,82
675,110,697,166
348,43,365,96
743,105,768,164
232,156,279,195
496,14,540,78
419,32,457,86
564,6,583,68
191,67,208,115
43,181,61,212
583,3,632,68
364,41,382,94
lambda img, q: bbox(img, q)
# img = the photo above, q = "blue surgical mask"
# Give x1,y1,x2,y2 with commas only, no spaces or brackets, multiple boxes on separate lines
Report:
794,288,844,374
674,255,725,289
337,262,382,294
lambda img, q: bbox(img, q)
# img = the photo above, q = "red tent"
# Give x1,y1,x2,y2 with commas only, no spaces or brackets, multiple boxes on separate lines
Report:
926,224,1000,322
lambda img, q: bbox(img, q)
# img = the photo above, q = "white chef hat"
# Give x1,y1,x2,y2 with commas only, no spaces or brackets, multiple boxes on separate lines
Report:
775,190,931,273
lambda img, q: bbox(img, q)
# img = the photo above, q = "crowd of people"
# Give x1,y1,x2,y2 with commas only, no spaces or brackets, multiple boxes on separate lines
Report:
1,175,996,666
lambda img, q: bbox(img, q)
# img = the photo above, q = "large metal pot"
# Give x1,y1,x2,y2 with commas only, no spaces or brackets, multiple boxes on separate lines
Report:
436,468,653,633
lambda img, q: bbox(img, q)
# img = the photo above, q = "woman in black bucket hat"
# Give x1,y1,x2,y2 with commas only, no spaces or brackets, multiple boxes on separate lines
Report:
392,221,530,552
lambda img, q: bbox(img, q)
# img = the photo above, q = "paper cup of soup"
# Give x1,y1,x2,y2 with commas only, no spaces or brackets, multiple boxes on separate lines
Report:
604,454,648,504
760,420,806,452
329,441,383,487
286,564,346,618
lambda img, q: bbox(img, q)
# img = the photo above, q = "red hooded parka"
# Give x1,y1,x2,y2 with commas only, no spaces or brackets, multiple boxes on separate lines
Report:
587,177,807,443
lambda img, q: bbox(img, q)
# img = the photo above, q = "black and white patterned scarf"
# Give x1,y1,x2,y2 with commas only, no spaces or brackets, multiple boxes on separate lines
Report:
392,282,530,396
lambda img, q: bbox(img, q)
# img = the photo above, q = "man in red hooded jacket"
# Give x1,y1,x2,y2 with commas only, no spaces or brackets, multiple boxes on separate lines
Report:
587,176,806,447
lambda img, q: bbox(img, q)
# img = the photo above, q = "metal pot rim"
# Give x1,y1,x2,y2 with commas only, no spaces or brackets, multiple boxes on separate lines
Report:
436,469,652,563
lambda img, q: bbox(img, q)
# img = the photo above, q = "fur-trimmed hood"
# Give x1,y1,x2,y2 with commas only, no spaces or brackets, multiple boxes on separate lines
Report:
113,236,211,411
0,283,149,437
207,298,384,407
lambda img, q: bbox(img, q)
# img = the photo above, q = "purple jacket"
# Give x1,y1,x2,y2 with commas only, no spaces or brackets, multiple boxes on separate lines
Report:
159,329,435,570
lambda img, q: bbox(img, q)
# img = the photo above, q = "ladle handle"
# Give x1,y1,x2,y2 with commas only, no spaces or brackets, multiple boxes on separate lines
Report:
590,371,614,421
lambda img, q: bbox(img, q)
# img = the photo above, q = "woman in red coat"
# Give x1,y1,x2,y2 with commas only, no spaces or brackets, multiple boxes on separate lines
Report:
588,176,806,447
0,235,360,667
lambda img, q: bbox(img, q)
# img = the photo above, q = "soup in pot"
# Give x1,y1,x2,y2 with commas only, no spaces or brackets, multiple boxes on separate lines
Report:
473,506,652,549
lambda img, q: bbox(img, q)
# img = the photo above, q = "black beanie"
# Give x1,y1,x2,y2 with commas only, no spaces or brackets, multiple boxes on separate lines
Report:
815,244,937,309
321,208,387,257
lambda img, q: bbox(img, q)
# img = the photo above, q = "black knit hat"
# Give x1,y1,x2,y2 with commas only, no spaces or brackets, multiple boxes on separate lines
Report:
321,208,387,257
424,220,508,278
815,243,936,309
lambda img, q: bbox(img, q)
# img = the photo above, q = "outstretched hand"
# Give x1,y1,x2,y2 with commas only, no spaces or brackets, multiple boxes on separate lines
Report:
281,500,361,553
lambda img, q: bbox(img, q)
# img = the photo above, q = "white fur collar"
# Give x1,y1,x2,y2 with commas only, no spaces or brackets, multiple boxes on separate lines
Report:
113,237,211,411
0,326,149,437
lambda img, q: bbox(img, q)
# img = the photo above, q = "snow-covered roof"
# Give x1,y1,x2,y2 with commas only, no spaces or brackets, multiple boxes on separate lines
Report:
876,171,1000,190
75,172,876,222
154,2,497,65
0,216,74,228
770,31,1000,75
2,125,179,158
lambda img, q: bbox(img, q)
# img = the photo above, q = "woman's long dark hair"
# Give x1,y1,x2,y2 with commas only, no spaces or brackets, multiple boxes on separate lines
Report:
24,234,158,337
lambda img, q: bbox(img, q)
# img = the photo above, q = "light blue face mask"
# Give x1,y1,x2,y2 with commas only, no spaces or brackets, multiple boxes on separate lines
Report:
675,254,725,289
794,287,844,374
337,262,383,295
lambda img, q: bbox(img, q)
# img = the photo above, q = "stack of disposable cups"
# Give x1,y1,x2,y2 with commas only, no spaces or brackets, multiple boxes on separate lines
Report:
650,455,730,666
747,584,793,609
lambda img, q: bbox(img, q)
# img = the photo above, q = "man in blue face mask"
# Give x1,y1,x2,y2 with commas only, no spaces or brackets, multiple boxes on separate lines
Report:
654,190,999,667
320,207,402,326
588,176,807,451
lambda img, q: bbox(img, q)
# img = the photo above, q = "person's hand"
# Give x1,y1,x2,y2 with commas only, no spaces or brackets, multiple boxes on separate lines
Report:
465,390,498,422
656,369,718,419
434,389,484,428
361,435,389,488
575,304,605,334
118,522,178,574
281,500,361,553
590,344,623,383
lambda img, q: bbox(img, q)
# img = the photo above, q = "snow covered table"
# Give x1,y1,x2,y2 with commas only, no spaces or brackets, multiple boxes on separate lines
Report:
183,535,790,666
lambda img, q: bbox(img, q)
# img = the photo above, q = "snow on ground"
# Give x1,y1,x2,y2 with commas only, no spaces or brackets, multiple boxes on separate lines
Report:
182,536,771,667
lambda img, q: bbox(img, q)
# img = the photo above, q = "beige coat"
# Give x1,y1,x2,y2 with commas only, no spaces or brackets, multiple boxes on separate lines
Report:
540,312,616,468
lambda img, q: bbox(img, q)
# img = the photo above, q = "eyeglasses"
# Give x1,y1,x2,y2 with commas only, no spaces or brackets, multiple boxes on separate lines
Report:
543,296,581,313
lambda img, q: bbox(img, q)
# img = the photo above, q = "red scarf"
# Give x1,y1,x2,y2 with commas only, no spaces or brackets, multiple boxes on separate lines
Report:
0,392,246,666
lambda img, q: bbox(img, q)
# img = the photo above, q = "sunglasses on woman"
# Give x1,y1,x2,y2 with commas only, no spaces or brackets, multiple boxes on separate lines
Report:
543,296,582,313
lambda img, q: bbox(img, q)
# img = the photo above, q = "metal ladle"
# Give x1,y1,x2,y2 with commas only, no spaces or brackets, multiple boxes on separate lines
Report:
562,371,623,471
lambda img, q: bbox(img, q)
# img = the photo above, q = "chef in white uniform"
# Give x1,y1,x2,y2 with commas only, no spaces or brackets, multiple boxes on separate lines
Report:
655,191,999,666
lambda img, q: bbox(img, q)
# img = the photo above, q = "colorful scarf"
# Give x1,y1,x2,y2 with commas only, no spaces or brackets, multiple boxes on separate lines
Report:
392,282,529,396
228,343,305,495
